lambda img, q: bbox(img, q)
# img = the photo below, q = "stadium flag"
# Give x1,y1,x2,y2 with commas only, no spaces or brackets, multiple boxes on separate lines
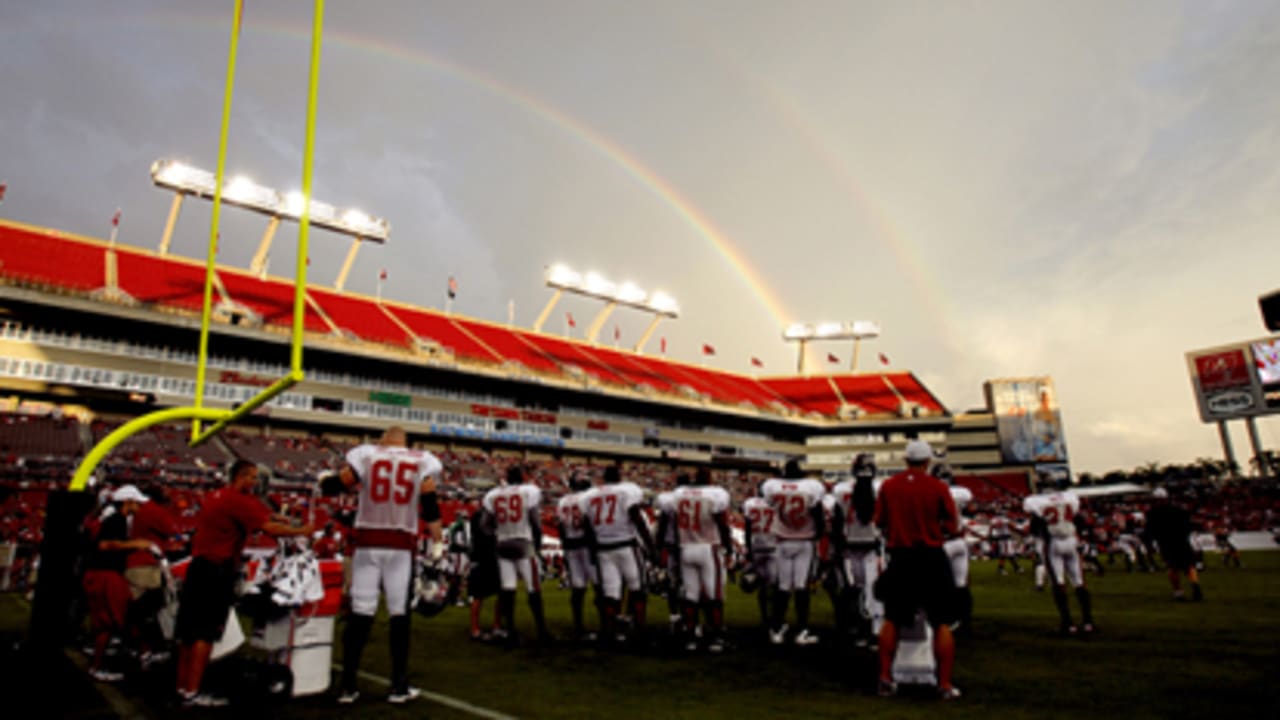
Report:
827,352,839,364
376,269,386,302
879,352,890,366
614,325,621,342
0,183,7,202
702,343,716,356
380,268,388,280
448,275,458,300
660,337,667,354
751,356,764,368
566,312,577,329
111,208,121,227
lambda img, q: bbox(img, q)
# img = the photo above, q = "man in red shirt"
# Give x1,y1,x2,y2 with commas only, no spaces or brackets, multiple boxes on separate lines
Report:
873,440,961,700
124,485,181,667
174,460,312,708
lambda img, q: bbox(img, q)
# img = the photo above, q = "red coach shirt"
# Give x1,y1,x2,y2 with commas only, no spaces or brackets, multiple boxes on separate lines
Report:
127,501,180,569
874,467,958,550
191,488,272,564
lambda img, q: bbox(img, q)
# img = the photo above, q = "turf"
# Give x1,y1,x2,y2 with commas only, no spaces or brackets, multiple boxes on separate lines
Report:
2,553,1278,719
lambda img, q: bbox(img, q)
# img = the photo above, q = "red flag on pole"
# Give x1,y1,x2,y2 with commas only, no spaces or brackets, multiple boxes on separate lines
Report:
614,325,621,341
827,352,839,363
702,344,716,356
660,337,667,354
751,357,764,368
0,183,7,203
111,208,121,227
879,352,890,366
379,269,388,280
566,312,577,328
448,275,458,300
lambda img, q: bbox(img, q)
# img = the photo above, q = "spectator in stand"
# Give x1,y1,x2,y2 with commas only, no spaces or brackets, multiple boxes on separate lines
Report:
874,440,961,701
83,485,156,682
1144,488,1202,602
175,460,312,708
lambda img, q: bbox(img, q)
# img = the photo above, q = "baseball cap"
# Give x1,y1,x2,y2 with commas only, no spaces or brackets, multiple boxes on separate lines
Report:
903,440,933,462
112,484,150,504
1151,487,1168,499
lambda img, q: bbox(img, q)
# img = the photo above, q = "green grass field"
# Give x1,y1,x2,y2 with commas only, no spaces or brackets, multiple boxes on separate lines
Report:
3,553,1278,719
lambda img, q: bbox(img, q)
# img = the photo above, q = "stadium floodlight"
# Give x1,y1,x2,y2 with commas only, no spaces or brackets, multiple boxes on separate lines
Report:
533,264,680,351
149,158,389,290
783,320,882,373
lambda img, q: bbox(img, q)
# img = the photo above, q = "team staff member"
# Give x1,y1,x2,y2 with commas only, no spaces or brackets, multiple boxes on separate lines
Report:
331,427,445,705
84,485,155,682
874,440,961,701
1144,488,1203,602
176,461,312,708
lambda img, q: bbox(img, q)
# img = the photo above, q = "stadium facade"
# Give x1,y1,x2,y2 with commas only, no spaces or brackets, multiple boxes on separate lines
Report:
0,218,1036,488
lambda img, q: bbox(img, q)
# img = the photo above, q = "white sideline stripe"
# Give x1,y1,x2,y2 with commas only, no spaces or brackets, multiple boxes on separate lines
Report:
332,663,518,720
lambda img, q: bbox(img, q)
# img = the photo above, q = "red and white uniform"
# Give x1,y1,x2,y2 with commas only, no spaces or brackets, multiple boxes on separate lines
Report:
580,482,646,600
557,490,595,590
346,444,443,616
483,483,544,592
1023,491,1084,587
761,478,826,592
945,486,973,586
743,496,778,587
830,479,884,630
661,485,731,602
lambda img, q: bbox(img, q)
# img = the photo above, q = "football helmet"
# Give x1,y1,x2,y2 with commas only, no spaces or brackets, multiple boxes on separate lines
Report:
413,557,456,618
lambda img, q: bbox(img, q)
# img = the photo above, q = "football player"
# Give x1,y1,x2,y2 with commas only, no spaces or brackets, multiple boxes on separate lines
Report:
988,511,1020,575
483,466,551,644
329,427,444,704
742,482,779,630
761,459,826,646
936,465,975,639
1023,486,1095,635
654,474,690,633
580,465,654,644
659,468,732,652
828,453,883,646
557,472,598,641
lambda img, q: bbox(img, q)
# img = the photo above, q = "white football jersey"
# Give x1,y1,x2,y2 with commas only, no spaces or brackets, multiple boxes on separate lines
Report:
1023,491,1081,540
742,497,778,550
557,490,590,542
580,482,646,544
830,479,883,545
664,485,731,546
346,444,443,533
483,483,542,543
761,478,826,540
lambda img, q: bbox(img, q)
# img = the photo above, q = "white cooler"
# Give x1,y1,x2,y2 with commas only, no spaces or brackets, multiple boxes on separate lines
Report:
251,612,335,696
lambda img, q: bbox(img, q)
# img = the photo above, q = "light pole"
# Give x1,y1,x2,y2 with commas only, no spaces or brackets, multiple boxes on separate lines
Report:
783,321,881,374
532,264,679,352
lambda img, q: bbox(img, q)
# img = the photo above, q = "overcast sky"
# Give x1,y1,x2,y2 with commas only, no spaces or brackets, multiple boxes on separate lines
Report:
3,0,1279,473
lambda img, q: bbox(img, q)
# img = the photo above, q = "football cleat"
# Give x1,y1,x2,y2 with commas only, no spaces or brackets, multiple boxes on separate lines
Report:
793,629,819,646
388,686,421,704
938,685,962,701
337,689,360,705
768,624,788,645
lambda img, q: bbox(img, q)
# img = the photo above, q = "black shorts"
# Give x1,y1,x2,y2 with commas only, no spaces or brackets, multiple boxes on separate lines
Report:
175,557,239,644
468,559,499,600
1161,541,1195,572
878,547,956,628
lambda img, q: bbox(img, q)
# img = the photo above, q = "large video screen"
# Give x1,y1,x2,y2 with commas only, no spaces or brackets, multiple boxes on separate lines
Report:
985,378,1069,465
1251,339,1280,410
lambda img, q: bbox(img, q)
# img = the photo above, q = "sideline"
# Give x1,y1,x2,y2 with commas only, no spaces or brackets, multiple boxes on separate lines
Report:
332,663,519,720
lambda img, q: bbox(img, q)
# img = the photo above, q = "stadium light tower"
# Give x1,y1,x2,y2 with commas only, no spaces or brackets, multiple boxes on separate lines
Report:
784,321,881,373
150,159,390,290
533,264,679,351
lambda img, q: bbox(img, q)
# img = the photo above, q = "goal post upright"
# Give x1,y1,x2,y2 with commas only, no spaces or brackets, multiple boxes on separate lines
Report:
66,0,328,493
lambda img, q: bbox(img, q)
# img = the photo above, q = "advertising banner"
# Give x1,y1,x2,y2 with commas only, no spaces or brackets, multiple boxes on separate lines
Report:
984,377,1069,465
1185,336,1280,422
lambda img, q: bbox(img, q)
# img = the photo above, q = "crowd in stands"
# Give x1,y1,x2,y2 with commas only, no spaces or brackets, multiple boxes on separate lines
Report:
2,409,1280,592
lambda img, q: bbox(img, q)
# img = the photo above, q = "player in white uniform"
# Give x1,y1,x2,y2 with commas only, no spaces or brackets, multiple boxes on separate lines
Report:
654,475,689,632
482,466,551,644
580,465,654,643
935,464,975,638
657,468,732,652
829,453,884,644
1023,488,1095,635
988,513,1020,575
761,459,827,646
556,473,597,641
742,487,778,629
330,427,443,705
